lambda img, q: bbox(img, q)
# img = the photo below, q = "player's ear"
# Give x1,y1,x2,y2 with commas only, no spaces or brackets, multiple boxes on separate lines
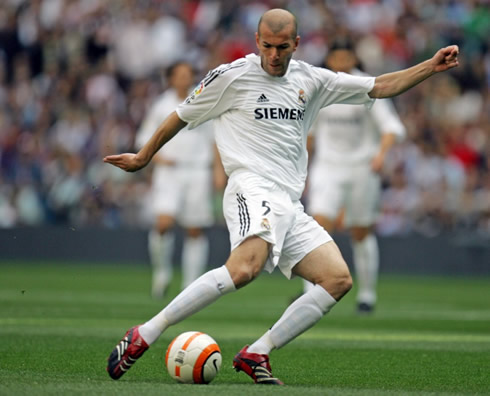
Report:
255,32,260,49
293,35,300,52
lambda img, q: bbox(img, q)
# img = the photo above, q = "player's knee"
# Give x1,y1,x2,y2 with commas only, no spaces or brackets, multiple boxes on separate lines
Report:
225,237,269,288
155,216,175,234
350,226,372,242
318,269,352,301
314,215,335,233
156,225,171,235
226,253,264,288
338,272,353,295
186,227,203,238
229,264,261,288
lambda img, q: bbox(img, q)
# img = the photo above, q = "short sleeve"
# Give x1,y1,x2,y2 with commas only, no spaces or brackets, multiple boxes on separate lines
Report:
313,67,375,109
176,61,245,129
370,99,406,141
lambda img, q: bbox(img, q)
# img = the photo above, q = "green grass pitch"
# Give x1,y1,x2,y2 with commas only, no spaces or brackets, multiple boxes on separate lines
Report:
1,262,489,395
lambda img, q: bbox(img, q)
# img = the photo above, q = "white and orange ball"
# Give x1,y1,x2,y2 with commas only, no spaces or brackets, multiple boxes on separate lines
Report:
165,331,221,384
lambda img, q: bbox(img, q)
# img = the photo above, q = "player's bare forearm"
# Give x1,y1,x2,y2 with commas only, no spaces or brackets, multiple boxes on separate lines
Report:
371,133,396,172
138,112,187,165
369,45,459,98
213,144,227,191
103,111,187,172
379,133,397,156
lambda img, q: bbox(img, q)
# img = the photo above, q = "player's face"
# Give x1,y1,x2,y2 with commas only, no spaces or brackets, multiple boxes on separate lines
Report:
326,49,357,73
256,24,299,77
170,64,194,91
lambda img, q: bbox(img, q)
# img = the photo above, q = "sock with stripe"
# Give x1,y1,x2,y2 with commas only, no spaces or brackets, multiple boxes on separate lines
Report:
248,284,337,354
138,265,236,345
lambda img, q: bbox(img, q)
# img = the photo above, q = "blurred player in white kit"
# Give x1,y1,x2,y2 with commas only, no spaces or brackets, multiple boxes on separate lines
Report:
136,62,223,298
305,40,406,313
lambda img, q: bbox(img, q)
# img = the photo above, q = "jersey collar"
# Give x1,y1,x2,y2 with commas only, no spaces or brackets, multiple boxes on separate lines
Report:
246,53,291,80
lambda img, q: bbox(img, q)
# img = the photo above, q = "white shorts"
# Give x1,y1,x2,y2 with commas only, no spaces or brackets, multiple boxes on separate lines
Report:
308,161,381,227
223,171,332,279
151,165,213,227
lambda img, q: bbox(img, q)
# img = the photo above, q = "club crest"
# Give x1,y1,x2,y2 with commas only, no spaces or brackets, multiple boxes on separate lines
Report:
261,218,271,230
298,89,306,106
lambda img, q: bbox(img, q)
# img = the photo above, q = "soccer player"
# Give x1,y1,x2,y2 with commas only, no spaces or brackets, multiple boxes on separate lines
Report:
103,9,459,385
136,62,219,298
304,39,406,314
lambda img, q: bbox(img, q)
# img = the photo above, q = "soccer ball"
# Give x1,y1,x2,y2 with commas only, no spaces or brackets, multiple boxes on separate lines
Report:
165,331,222,384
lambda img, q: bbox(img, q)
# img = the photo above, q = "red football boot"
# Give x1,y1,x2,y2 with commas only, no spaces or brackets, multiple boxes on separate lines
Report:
107,325,149,380
233,345,284,385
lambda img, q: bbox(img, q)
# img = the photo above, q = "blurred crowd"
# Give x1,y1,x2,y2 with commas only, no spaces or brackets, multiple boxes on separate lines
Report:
0,0,489,237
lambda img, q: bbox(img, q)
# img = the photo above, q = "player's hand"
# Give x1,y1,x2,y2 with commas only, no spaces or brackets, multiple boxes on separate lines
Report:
431,45,459,73
371,153,385,173
103,153,147,172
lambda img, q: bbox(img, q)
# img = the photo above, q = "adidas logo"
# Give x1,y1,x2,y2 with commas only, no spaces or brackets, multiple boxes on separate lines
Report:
257,93,269,103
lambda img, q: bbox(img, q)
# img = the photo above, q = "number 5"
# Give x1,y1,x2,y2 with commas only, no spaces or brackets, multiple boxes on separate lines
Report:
262,200,271,216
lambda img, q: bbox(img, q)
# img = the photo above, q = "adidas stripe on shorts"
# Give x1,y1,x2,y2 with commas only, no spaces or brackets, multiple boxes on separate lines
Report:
223,171,332,279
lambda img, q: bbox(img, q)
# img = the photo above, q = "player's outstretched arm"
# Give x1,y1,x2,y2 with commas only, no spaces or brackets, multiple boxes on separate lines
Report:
371,133,397,173
103,111,187,172
369,45,459,99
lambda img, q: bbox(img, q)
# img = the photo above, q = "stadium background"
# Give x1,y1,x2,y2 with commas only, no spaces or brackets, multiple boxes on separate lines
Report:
0,0,489,273
1,2,490,395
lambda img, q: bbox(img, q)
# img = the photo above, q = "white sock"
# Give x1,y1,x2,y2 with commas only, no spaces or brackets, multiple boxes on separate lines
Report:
247,330,275,355
149,230,174,298
352,234,379,305
138,265,236,345
181,235,209,289
249,285,337,353
303,279,315,293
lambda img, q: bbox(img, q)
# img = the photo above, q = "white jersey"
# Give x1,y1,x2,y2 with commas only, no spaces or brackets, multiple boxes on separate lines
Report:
136,88,214,167
310,69,405,166
176,53,375,201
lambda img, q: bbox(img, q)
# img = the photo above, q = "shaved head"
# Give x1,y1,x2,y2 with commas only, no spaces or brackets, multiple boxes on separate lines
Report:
255,8,300,77
258,8,298,39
